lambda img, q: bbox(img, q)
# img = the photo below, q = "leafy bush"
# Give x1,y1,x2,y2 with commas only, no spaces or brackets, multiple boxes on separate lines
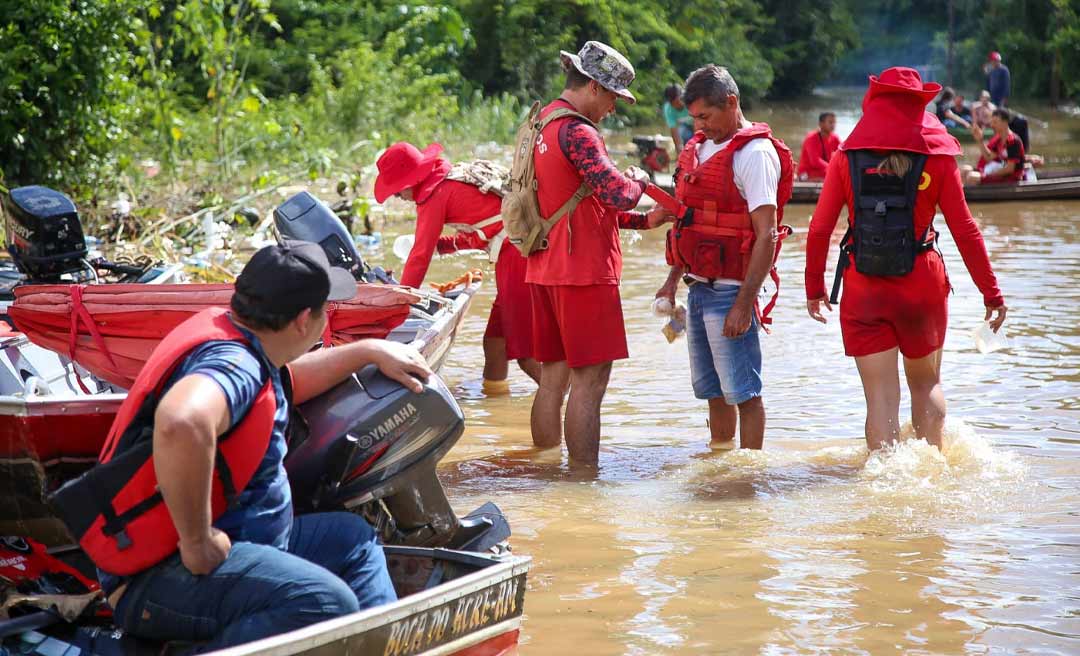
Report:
0,1,142,187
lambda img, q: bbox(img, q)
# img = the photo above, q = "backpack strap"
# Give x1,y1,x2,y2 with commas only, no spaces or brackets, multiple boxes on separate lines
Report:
537,107,597,132
829,151,871,305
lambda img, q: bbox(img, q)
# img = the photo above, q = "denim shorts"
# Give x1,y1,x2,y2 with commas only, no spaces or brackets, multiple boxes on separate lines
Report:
686,282,763,404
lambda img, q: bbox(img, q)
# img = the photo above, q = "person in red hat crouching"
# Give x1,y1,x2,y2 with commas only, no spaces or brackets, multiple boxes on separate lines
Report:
374,141,540,391
804,66,1009,451
655,64,795,451
528,41,673,464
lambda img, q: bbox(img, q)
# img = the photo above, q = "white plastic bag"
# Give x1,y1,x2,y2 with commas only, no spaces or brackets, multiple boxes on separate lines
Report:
972,321,1009,354
392,234,415,261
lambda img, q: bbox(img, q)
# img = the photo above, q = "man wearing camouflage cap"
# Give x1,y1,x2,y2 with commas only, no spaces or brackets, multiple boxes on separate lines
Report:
527,41,673,464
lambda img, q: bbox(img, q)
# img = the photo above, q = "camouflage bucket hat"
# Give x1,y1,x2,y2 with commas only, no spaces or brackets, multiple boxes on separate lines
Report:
560,41,637,104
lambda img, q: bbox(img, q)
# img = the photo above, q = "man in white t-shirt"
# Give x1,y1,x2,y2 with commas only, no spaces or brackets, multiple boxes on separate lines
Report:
656,64,793,451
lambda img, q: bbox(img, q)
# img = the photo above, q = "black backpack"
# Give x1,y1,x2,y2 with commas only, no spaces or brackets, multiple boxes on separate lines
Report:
829,150,933,304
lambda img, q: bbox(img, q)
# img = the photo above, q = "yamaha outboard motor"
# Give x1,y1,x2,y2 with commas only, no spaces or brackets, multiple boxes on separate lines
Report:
285,366,509,553
2,186,88,282
633,135,671,180
274,191,397,284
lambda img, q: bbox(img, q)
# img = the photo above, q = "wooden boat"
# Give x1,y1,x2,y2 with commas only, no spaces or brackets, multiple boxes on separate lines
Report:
787,168,1080,204
3,545,530,656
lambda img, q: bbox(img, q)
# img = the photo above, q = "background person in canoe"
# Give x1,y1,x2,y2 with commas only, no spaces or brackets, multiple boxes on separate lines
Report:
972,90,996,129
804,67,1008,451
951,93,973,124
655,64,794,451
528,40,673,465
374,141,540,393
963,108,1027,185
934,87,972,129
797,111,841,180
663,83,694,151
103,242,432,652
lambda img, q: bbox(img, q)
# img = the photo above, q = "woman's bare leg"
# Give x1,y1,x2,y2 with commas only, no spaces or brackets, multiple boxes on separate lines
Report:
903,348,947,448
854,348,902,450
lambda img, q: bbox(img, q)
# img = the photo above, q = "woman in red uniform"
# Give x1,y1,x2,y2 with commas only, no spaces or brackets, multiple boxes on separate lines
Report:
375,142,540,391
804,67,1008,450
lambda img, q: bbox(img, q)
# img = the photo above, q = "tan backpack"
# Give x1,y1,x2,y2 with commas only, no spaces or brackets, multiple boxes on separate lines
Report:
501,101,594,255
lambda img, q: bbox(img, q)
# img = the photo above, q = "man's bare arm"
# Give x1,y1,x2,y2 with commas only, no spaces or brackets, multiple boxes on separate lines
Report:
153,374,233,574
724,206,777,337
657,264,684,303
288,339,433,404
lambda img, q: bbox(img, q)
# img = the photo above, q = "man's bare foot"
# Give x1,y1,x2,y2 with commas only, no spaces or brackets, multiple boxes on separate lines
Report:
708,439,736,451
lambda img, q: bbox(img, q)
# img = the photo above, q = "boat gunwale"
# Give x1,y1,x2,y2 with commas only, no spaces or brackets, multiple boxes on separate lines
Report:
0,281,482,411
786,173,1080,204
208,546,531,656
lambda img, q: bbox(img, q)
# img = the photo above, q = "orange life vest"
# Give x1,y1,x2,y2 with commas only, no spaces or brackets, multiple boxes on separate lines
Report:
666,123,794,323
50,308,279,576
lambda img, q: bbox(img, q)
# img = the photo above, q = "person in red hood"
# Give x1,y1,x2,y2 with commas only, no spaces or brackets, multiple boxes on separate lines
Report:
797,112,840,180
804,67,1008,450
528,41,673,464
375,142,540,390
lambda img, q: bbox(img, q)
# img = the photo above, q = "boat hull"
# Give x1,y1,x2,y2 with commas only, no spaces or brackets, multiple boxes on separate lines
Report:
3,547,531,656
213,548,529,656
787,172,1080,204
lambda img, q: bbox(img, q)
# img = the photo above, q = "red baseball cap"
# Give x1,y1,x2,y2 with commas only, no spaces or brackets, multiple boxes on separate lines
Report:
373,142,444,203
988,51,1002,62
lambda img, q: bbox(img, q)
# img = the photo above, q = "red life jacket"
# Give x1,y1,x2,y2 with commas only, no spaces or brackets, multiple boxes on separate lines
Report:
49,308,278,576
666,123,795,324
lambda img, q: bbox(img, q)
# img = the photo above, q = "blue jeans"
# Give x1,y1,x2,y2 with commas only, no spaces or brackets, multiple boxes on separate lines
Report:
114,512,396,653
686,282,763,404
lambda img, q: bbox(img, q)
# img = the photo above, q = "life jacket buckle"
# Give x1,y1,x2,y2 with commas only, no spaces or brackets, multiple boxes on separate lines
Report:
115,530,132,551
874,200,887,216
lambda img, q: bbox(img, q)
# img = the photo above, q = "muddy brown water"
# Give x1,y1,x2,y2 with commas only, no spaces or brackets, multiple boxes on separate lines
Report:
369,96,1080,655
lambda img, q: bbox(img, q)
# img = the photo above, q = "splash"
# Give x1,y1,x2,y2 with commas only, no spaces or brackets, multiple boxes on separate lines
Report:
683,419,1029,524
857,418,1029,522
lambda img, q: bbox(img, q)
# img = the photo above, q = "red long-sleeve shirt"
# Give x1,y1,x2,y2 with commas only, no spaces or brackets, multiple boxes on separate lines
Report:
797,130,841,180
805,152,1004,308
526,99,647,286
399,180,503,288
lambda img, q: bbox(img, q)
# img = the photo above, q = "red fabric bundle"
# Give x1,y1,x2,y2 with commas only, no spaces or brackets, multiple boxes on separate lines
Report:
9,283,420,389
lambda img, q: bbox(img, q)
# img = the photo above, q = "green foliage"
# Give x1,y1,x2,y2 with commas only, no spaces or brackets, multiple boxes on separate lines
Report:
8,0,1079,201
835,0,1080,102
755,0,858,98
0,1,142,187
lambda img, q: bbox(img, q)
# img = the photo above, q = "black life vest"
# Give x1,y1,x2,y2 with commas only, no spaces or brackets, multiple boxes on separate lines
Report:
829,150,934,304
50,308,280,576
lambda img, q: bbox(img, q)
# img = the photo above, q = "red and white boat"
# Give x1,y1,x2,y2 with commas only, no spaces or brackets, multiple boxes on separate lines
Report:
0,187,527,656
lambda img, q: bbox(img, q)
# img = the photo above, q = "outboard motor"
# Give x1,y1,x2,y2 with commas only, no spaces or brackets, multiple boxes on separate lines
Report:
285,366,508,552
2,186,87,282
633,135,672,179
274,191,397,284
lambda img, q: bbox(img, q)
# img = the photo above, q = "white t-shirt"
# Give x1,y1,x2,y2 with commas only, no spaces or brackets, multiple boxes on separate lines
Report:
688,136,781,286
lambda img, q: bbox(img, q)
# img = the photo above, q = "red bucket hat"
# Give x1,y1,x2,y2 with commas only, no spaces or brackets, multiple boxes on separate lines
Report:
374,142,444,203
842,67,961,157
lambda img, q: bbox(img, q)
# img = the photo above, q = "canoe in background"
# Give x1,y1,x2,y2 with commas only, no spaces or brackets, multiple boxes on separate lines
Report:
787,168,1080,204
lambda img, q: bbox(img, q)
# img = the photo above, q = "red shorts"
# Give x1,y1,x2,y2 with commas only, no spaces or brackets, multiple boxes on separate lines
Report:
531,283,628,368
483,245,534,360
839,251,951,359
